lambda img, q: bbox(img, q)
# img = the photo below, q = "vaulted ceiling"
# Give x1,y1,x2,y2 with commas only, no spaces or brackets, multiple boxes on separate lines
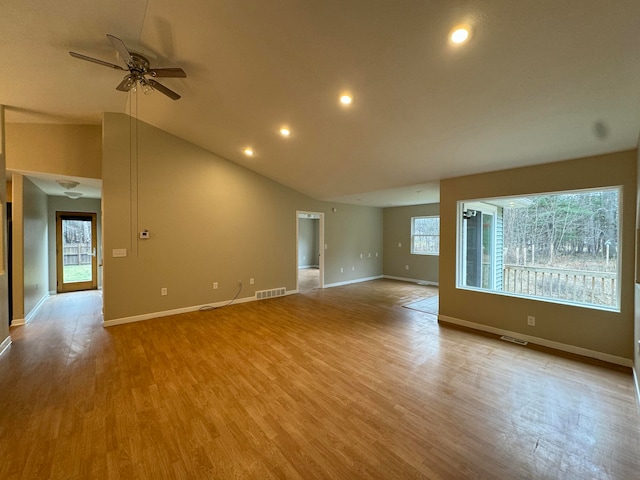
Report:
2,1,639,206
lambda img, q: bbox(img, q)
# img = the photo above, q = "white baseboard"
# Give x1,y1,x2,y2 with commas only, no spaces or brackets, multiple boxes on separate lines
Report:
0,335,11,357
104,289,297,327
24,293,50,324
383,275,439,286
13,292,51,326
324,275,383,289
633,367,640,411
438,314,633,368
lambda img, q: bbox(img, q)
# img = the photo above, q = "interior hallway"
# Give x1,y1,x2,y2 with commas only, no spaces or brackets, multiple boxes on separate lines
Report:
298,267,320,292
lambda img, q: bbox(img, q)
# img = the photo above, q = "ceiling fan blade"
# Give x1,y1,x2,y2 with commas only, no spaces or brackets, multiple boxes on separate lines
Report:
107,34,133,66
148,79,181,100
147,68,187,78
69,51,125,70
116,75,133,92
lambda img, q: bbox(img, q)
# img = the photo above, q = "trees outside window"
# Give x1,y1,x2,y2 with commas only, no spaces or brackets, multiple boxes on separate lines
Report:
412,216,439,255
458,188,620,310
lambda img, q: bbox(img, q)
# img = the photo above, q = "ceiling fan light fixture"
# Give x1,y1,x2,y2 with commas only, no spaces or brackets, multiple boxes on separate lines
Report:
57,180,79,190
140,79,154,95
122,75,135,90
69,34,186,100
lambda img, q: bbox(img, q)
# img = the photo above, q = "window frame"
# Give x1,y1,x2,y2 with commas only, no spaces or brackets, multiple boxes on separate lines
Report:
456,186,622,312
411,215,440,256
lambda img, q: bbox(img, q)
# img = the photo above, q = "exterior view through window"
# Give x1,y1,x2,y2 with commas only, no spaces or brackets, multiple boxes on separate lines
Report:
411,216,440,255
56,211,98,293
62,218,93,283
457,187,620,310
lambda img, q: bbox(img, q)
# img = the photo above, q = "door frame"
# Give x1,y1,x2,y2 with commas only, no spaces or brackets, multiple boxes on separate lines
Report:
296,211,324,291
56,212,98,293
459,201,498,290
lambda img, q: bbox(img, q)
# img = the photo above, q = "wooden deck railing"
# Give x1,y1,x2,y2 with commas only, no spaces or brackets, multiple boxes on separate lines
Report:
503,264,617,307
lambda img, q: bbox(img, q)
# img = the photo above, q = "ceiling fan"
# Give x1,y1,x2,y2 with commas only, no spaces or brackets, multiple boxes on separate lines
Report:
69,34,186,100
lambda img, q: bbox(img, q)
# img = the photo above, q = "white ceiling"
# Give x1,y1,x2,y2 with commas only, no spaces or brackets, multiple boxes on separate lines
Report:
10,171,102,200
2,1,639,207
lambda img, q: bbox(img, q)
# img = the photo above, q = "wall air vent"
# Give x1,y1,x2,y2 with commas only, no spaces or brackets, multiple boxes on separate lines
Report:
500,335,528,346
255,287,286,300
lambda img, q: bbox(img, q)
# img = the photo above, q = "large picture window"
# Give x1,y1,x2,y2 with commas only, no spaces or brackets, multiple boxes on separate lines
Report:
412,216,439,255
457,187,620,310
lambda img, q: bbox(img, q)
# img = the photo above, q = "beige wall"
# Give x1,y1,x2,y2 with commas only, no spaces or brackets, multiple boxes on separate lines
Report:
22,177,48,317
635,146,639,380
6,124,101,179
0,106,9,344
298,218,319,268
102,113,382,321
11,174,49,322
11,174,24,321
383,203,439,283
47,196,102,293
440,150,637,360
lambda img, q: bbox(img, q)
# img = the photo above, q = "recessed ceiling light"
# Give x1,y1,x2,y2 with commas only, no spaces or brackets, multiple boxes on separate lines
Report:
340,94,353,105
279,127,291,137
243,147,255,157
450,26,471,45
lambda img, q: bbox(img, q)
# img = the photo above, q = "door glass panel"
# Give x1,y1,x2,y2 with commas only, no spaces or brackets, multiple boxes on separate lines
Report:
62,218,93,284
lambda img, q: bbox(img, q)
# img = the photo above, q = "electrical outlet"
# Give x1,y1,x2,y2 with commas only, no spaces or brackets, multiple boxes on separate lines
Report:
161,288,167,296
405,265,409,270
398,242,402,248
352,266,355,271
527,316,535,326
213,282,218,290
340,267,343,273
360,253,363,258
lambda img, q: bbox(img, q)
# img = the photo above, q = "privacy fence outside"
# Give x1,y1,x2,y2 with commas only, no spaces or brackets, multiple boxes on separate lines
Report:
63,244,93,266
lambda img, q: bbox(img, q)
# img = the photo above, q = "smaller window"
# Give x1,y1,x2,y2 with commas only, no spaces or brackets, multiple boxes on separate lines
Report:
411,216,440,255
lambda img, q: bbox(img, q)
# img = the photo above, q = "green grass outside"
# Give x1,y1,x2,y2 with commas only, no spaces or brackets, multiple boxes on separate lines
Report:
63,264,92,283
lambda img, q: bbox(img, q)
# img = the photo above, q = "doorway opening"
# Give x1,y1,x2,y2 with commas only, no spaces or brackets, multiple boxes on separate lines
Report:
56,212,98,293
296,211,324,292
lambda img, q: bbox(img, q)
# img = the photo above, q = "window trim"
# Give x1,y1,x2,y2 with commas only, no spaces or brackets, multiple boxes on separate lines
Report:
411,215,440,256
455,186,622,312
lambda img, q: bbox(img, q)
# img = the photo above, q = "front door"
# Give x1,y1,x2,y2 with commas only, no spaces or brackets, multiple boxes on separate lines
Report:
56,212,97,293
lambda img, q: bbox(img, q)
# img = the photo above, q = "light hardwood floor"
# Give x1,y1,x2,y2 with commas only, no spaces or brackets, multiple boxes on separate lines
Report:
1,280,638,479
